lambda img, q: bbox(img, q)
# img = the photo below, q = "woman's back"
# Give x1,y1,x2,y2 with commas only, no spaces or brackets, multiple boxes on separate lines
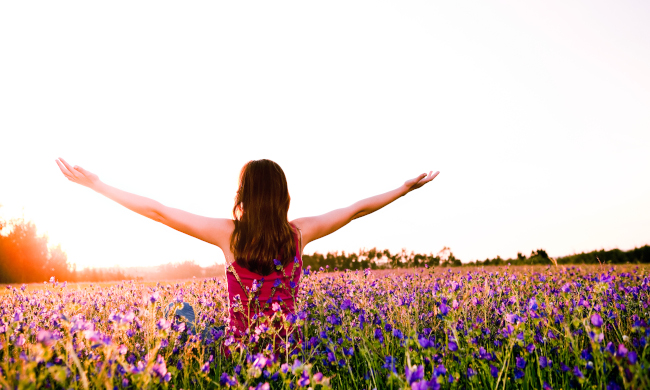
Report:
225,223,302,339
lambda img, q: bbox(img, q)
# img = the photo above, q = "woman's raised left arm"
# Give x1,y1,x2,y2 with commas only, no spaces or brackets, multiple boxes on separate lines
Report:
55,158,231,248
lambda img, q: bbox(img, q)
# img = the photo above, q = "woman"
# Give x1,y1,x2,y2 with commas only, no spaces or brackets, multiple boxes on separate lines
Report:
55,158,438,344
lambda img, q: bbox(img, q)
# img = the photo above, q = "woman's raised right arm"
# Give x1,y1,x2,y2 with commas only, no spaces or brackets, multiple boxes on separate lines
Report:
55,158,232,249
291,171,439,251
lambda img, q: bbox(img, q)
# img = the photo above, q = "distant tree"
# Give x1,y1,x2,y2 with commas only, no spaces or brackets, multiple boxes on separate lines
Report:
528,249,552,265
0,216,72,283
412,253,427,268
445,252,462,267
531,249,549,259
387,249,401,269
367,248,378,262
0,212,134,283
426,253,441,267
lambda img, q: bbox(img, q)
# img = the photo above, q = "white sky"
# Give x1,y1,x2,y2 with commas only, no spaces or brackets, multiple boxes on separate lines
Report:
1,1,649,269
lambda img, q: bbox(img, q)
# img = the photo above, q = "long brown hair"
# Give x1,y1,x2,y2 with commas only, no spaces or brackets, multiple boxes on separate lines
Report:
230,159,296,275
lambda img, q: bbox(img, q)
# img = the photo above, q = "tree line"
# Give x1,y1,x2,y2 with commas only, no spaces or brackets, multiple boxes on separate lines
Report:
2,210,648,284
304,245,650,270
302,246,462,270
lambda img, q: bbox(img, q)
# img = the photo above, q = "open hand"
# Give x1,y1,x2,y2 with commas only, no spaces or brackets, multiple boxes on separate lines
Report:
55,158,101,190
403,171,439,193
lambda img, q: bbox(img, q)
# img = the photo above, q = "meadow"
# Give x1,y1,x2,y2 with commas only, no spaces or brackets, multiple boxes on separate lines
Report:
0,264,648,389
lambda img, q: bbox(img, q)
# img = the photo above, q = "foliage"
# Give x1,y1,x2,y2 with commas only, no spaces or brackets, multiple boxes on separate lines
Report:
0,215,129,284
0,216,72,284
302,247,460,271
469,247,650,267
1,265,648,389
304,246,650,271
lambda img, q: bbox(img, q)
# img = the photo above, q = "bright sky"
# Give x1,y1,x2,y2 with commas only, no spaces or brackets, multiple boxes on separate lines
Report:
1,1,649,269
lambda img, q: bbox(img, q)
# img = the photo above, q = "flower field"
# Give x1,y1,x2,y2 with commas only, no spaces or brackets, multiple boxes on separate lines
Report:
1,265,649,389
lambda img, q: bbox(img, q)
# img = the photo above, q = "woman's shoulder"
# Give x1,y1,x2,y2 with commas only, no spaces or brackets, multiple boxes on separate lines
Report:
288,219,306,233
210,218,235,244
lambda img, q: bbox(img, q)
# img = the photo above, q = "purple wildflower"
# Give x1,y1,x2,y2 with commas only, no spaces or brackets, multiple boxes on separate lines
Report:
418,336,434,349
298,370,310,387
374,328,384,344
628,351,637,365
150,291,160,303
152,355,167,379
516,357,526,369
439,303,449,316
156,319,171,331
383,356,397,373
411,379,440,390
405,365,424,384
591,313,603,327
573,366,584,378
15,334,26,347
539,356,548,368
36,330,55,347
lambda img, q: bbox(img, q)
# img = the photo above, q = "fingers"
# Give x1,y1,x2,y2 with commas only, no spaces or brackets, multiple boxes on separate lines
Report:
56,159,75,179
413,170,439,189
73,165,88,178
60,157,87,180
59,158,77,175
416,172,430,184
426,171,440,182
412,173,427,185
59,158,76,176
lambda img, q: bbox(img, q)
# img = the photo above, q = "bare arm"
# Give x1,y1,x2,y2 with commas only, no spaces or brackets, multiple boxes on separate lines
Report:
292,171,439,250
55,158,232,249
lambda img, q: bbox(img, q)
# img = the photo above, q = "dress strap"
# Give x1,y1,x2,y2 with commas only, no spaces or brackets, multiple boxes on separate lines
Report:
226,262,248,296
295,226,303,259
